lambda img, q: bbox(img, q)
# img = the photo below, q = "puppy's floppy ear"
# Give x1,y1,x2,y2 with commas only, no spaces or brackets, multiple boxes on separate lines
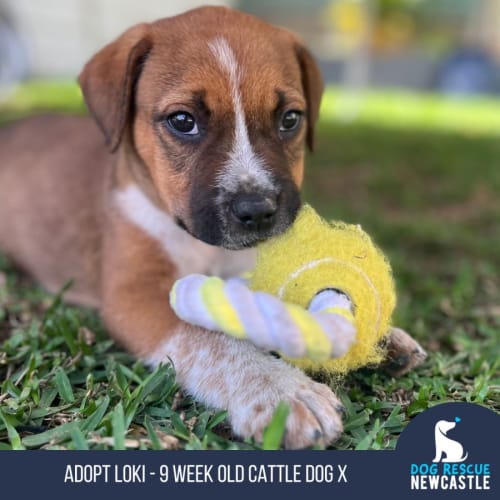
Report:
295,44,324,152
78,23,152,152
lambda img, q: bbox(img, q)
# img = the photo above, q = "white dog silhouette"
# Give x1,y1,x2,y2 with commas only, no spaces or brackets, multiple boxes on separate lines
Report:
432,419,468,463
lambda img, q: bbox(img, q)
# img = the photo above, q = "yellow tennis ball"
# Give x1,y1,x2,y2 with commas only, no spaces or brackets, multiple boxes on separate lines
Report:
249,205,396,373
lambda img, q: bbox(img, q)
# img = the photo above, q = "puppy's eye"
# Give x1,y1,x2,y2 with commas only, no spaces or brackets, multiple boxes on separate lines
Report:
279,110,302,133
166,112,199,135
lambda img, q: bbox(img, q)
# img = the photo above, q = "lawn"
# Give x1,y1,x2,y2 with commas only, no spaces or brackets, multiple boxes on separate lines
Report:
0,83,499,450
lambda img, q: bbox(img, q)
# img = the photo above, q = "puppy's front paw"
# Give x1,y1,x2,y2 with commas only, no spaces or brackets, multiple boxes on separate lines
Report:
382,327,427,377
229,360,343,449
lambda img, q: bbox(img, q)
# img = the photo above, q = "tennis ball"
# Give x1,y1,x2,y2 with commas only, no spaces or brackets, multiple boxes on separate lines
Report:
249,205,396,373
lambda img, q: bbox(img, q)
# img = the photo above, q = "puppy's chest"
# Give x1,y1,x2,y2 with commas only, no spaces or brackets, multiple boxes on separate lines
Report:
114,185,254,278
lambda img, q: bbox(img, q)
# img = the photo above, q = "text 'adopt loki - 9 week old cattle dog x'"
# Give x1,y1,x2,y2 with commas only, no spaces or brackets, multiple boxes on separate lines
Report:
0,6,424,448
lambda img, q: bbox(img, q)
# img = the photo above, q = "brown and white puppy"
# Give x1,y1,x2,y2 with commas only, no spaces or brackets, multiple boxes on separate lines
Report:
0,6,424,448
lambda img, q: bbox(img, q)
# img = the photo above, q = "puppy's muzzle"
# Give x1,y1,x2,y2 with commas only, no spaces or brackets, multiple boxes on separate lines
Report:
230,192,277,233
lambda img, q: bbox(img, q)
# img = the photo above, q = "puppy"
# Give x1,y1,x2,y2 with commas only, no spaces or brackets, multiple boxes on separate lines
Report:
0,6,426,448
0,6,342,448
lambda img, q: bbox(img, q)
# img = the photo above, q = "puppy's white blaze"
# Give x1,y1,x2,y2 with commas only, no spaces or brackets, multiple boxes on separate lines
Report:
208,37,274,193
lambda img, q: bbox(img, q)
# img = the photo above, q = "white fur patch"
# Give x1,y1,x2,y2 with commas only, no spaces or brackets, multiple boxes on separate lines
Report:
114,185,254,277
144,325,276,411
143,326,305,415
208,37,274,194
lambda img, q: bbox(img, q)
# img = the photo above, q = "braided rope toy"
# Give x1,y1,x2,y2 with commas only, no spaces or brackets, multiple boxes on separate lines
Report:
170,205,396,373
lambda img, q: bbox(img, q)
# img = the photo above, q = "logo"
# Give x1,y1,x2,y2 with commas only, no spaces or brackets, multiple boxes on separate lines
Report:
396,402,497,493
432,417,468,463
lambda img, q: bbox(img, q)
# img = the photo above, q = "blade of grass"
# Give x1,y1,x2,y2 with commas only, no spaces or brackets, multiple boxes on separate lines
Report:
22,421,77,448
81,395,110,433
70,426,89,450
261,402,289,450
55,368,75,403
112,402,125,450
124,366,168,428
0,409,25,450
355,419,382,450
144,416,163,450
207,410,228,430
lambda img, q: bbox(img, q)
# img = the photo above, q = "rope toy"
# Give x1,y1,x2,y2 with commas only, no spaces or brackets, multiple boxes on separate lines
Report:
170,205,396,373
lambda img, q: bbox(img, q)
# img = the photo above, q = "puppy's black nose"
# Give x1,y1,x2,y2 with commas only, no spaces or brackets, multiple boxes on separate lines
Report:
230,193,277,231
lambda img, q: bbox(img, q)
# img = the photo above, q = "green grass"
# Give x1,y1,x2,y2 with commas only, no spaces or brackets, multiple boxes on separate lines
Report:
0,82,499,450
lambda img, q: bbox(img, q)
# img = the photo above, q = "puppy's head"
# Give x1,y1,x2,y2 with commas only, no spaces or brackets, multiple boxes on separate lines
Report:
79,6,323,250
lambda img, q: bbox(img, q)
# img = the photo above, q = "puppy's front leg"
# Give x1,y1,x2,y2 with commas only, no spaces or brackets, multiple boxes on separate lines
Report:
150,327,345,448
101,216,344,448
